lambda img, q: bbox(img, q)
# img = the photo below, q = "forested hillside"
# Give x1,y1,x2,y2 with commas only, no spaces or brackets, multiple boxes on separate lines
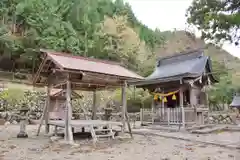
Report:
0,0,239,109
0,0,163,76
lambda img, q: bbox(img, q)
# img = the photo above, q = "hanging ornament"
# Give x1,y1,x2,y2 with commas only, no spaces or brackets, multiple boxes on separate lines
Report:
154,94,158,100
172,94,176,100
163,97,167,102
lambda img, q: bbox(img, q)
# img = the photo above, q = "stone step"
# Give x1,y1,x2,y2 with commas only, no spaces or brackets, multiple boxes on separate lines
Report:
190,126,227,134
94,128,112,132
95,133,113,138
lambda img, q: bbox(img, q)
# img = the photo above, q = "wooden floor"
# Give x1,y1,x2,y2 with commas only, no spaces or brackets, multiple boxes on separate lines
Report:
48,120,123,128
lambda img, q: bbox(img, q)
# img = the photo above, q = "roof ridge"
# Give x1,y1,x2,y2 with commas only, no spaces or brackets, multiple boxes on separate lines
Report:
40,49,122,66
157,48,204,62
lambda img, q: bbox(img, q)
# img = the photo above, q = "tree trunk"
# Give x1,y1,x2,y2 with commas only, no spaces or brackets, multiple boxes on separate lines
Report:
84,31,88,57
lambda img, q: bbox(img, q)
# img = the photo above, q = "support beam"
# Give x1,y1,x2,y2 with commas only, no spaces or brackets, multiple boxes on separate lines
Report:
36,97,47,136
65,75,73,143
121,81,127,134
92,90,97,120
45,86,50,134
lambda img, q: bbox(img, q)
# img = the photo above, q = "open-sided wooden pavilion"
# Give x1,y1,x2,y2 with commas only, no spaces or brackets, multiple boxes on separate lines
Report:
34,49,143,144
129,49,217,127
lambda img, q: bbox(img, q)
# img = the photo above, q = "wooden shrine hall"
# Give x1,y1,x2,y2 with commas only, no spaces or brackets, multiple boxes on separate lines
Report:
33,49,143,144
129,49,217,127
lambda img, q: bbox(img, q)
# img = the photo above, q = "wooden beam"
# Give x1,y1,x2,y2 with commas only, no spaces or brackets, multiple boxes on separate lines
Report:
65,74,73,143
53,68,135,83
36,96,48,136
53,81,121,91
72,81,120,87
53,68,85,76
45,86,50,134
33,54,48,84
121,81,127,134
92,90,97,120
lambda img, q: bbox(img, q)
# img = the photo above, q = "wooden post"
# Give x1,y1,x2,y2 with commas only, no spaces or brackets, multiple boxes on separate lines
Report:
206,77,210,124
179,87,185,128
151,98,154,124
161,96,165,120
167,108,170,125
65,77,73,143
45,86,50,134
140,108,143,125
36,98,47,136
92,90,97,120
121,81,127,134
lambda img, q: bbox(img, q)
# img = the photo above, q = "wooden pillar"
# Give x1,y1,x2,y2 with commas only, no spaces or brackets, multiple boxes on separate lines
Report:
167,108,170,125
92,90,97,120
121,81,127,134
140,108,143,125
65,77,73,143
45,86,50,134
151,98,155,124
179,87,185,128
161,96,165,119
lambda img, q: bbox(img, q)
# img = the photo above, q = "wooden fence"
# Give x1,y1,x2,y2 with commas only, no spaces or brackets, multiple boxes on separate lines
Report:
140,107,186,127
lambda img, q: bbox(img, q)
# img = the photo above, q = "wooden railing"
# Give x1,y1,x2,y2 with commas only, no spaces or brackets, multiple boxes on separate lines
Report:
140,107,185,127
139,107,209,127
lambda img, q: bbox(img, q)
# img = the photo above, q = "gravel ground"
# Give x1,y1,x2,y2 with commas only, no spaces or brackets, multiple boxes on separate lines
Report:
0,125,239,160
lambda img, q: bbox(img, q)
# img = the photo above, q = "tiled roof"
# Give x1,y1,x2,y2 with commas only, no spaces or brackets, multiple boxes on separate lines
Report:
128,49,217,86
146,50,215,81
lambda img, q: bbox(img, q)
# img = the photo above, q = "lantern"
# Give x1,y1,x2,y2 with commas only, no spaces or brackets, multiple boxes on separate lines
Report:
163,97,167,102
154,94,158,100
172,94,176,100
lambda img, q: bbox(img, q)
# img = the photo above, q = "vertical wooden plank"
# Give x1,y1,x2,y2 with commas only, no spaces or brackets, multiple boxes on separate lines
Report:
65,76,73,143
121,81,127,134
167,108,170,125
140,108,143,125
176,107,179,123
151,98,154,124
92,90,97,120
162,96,165,118
45,86,50,134
173,108,176,123
179,87,185,128
205,77,210,124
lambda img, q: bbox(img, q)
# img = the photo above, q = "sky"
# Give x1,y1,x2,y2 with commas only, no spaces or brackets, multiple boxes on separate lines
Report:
125,0,240,58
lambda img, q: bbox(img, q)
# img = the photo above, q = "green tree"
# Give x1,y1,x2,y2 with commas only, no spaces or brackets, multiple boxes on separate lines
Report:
0,0,164,76
208,74,240,110
186,0,240,45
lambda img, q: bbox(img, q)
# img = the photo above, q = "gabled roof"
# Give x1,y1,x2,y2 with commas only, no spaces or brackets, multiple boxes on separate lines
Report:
146,49,211,80
33,49,143,90
129,49,217,86
43,49,143,80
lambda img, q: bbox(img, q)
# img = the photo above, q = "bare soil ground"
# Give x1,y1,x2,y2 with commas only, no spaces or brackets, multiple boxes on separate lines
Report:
0,125,239,160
